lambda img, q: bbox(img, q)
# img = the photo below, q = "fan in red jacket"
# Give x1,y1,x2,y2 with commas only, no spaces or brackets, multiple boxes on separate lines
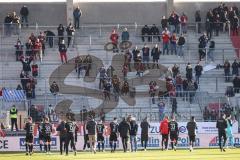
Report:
110,29,119,53
160,116,169,150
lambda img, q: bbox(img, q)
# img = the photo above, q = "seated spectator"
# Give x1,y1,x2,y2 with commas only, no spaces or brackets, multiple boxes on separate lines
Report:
14,39,23,61
50,81,59,95
141,25,150,42
150,24,160,42
110,29,119,53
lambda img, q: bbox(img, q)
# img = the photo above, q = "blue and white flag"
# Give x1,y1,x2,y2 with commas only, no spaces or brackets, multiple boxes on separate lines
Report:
2,89,25,102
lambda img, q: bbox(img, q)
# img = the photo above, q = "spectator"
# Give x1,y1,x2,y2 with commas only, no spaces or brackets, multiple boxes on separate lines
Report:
161,16,168,30
103,80,111,100
158,101,165,121
214,14,221,36
34,38,43,62
38,32,46,56
14,39,23,61
66,23,75,47
177,34,185,58
162,28,170,55
10,105,18,131
149,24,160,42
122,64,128,80
171,97,178,115
142,44,150,69
172,64,179,78
168,12,176,33
4,13,12,36
149,81,157,104
232,76,240,93
58,40,68,63
180,12,188,34
141,25,150,42
231,15,239,36
44,30,55,48
232,59,239,76
224,60,231,82
205,19,213,39
11,11,20,35
151,44,161,69
208,40,215,62
175,74,183,97
124,50,132,71
121,27,130,42
84,55,92,77
50,81,59,95
99,67,107,89
25,39,33,57
20,56,33,75
194,62,203,84
121,81,129,95
132,46,140,69
186,63,193,81
110,29,119,53
57,24,65,44
73,6,82,29
170,33,177,55
20,5,29,27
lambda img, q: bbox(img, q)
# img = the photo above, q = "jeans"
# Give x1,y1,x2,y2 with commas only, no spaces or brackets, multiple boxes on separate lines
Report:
177,45,184,57
74,18,80,29
176,84,182,97
169,25,175,33
170,43,177,55
130,135,137,152
208,49,214,62
21,15,28,27
163,42,169,55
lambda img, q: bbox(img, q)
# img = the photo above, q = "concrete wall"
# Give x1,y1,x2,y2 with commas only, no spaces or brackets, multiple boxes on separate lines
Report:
0,2,66,26
74,2,167,24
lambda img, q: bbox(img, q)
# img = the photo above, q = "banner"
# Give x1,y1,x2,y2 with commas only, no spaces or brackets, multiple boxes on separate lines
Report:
1,134,240,152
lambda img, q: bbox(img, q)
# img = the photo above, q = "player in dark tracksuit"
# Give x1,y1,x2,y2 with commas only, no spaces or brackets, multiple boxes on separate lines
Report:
216,114,228,152
56,121,67,155
109,117,119,153
168,116,179,151
97,120,105,152
38,119,44,152
24,117,34,156
42,117,52,154
186,116,197,152
65,118,77,156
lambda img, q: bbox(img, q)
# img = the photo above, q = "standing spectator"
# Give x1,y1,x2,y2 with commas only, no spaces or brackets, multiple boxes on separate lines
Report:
122,64,128,80
38,32,46,56
161,16,168,30
232,59,239,76
10,105,18,131
149,24,160,42
206,19,213,39
110,29,119,53
142,44,150,69
73,6,82,29
124,50,132,71
176,74,183,97
130,117,138,152
20,56,33,75
14,39,24,61
162,28,170,55
11,11,20,35
99,67,107,89
151,44,161,69
149,81,157,104
121,27,129,42
208,40,215,62
118,117,131,152
141,25,150,42
171,97,178,115
86,116,97,154
160,116,169,151
140,118,150,151
170,33,177,55
158,101,165,121
34,38,43,62
231,15,239,36
20,5,29,27
66,23,75,47
232,76,240,93
50,81,59,95
103,80,111,100
44,30,55,48
4,13,12,36
224,60,231,82
58,40,68,63
194,62,203,84
25,39,33,57
57,24,65,44
214,14,221,36
168,12,176,33
177,34,185,58
180,13,188,34
186,63,193,81
172,64,179,78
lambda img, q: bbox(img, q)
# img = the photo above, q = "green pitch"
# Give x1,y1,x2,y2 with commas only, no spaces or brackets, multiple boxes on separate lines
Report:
0,149,240,160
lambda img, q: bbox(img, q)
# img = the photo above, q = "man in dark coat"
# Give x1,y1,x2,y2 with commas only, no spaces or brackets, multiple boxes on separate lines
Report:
130,117,138,152
20,5,29,27
141,25,150,42
194,62,203,84
118,117,131,152
140,117,150,151
73,6,82,29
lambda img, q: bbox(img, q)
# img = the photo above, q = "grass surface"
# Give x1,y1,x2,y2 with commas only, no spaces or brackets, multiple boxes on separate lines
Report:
0,149,240,160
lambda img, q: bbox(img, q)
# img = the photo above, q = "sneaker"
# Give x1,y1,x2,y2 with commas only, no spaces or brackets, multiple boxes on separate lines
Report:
74,151,77,156
174,146,176,151
25,152,28,156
